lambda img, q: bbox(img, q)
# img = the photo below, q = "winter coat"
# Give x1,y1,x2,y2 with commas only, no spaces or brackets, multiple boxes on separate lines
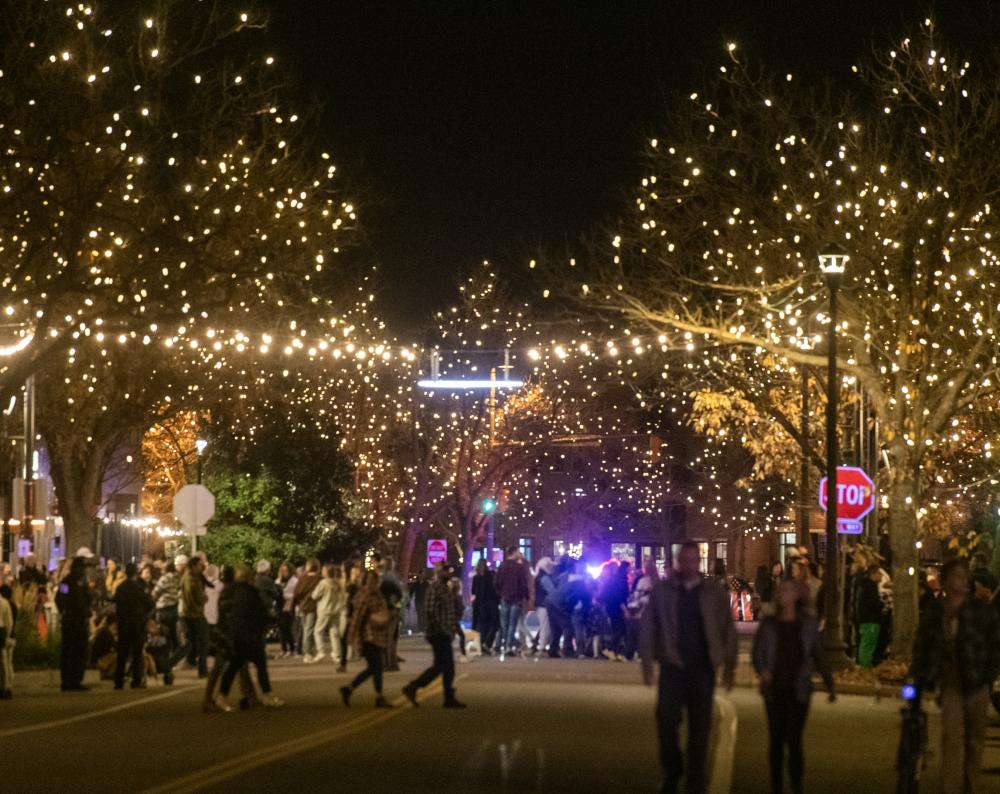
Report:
180,571,207,620
495,559,531,604
230,581,267,649
752,616,833,703
639,576,737,677
152,572,180,610
114,579,154,631
293,572,321,615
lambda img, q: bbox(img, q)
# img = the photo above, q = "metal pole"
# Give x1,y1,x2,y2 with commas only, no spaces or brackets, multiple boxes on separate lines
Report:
486,368,496,557
824,277,849,667
799,367,810,549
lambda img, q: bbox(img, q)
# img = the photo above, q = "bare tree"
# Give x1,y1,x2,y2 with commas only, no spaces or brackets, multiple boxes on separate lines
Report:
575,22,1000,657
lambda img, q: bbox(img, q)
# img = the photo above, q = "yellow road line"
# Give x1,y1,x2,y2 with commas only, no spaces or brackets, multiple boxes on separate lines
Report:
142,674,467,794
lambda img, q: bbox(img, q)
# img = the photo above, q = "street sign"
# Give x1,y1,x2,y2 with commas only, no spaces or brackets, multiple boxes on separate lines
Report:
819,466,876,534
173,484,215,536
426,538,448,568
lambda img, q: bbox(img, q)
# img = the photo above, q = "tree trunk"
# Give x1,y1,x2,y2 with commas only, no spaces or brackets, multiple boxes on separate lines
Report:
397,518,422,581
45,443,101,557
887,467,919,662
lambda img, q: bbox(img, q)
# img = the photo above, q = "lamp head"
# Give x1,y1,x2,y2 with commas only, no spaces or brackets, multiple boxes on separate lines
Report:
818,242,850,276
482,498,496,513
195,438,208,455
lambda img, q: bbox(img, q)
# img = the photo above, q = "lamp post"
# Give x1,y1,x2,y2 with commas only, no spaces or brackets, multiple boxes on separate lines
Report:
818,242,851,668
195,438,208,485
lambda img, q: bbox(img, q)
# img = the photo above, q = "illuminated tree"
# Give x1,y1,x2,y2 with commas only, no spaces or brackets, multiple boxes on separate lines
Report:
574,21,1000,656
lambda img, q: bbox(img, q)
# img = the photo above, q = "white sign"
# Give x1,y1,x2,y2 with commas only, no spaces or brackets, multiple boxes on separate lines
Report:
173,484,215,536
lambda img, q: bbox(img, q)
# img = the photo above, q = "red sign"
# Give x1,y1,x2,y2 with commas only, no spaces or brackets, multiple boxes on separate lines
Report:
819,466,876,534
426,539,448,568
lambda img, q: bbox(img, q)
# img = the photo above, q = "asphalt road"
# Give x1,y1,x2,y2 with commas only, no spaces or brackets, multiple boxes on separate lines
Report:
2,638,999,793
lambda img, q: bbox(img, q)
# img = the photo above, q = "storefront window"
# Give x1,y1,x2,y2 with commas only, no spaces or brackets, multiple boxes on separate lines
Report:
671,542,709,573
518,537,533,562
553,539,583,559
639,544,667,576
610,542,636,565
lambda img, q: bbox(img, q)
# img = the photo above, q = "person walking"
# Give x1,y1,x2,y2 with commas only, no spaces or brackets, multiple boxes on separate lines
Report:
402,563,466,708
113,563,154,690
471,558,499,654
752,578,836,794
171,555,210,677
640,542,737,794
57,554,93,691
911,557,1000,794
293,558,321,662
312,563,346,665
217,565,283,709
339,570,393,708
494,545,530,658
379,556,405,671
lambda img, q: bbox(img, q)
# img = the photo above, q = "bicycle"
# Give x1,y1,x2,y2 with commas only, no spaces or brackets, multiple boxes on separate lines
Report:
896,683,928,794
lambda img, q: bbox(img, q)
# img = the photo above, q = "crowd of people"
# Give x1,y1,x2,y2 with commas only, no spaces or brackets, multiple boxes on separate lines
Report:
468,545,660,662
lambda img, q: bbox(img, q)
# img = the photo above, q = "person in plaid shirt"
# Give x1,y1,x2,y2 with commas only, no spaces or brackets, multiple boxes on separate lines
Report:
402,563,466,708
339,570,393,709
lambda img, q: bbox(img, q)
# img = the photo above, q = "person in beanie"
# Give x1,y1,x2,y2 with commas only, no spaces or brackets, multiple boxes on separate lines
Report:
912,557,1000,794
402,562,466,709
640,542,737,794
113,563,154,689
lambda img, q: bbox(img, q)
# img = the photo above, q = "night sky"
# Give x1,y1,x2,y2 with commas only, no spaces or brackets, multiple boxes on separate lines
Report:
272,0,981,331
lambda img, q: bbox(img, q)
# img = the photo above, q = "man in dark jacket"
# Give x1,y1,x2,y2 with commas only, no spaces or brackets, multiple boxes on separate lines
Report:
640,542,737,794
114,563,154,689
494,546,531,657
545,560,590,658
403,563,466,708
218,565,282,708
57,555,93,691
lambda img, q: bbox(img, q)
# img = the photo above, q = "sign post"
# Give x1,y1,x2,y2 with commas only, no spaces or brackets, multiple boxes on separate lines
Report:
173,484,215,554
819,466,876,534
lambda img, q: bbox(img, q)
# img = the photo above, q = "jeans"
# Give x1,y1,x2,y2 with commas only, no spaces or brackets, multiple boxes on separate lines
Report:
499,601,522,652
301,611,317,657
156,605,179,650
409,633,456,702
940,683,990,794
220,640,270,696
277,611,295,653
657,664,715,794
349,641,384,694
172,617,209,676
314,611,342,660
533,607,551,652
114,626,146,688
765,692,810,794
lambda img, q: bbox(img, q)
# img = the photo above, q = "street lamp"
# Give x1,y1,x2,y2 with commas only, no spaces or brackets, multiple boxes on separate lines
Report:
818,242,851,668
195,438,208,484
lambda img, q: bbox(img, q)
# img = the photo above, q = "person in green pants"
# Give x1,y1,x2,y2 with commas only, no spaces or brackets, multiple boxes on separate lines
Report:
856,566,884,667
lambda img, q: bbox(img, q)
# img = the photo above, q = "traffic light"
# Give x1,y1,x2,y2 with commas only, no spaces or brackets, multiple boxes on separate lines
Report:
482,498,496,513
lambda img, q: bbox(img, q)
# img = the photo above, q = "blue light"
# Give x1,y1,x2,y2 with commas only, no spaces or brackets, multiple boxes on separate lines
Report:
417,379,524,390
901,684,917,701
482,499,496,513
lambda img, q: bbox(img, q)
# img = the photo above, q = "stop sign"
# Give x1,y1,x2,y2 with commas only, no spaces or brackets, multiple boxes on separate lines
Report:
173,484,215,536
819,466,875,533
